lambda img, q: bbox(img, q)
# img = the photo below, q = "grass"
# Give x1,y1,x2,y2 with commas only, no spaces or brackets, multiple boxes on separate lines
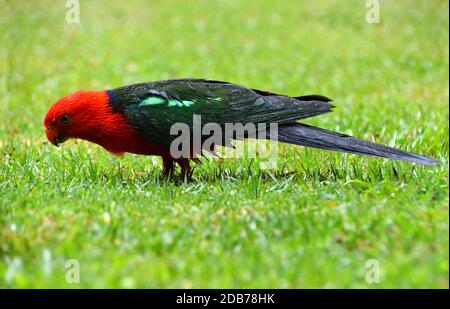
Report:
0,0,448,288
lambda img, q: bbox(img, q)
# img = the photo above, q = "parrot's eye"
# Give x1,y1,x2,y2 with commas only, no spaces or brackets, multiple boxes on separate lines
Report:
60,115,70,124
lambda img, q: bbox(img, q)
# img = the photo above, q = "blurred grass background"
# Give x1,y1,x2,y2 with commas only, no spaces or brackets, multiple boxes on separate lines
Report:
0,0,448,288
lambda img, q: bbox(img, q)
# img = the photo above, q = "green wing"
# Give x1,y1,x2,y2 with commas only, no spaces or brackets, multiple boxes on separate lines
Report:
107,79,334,148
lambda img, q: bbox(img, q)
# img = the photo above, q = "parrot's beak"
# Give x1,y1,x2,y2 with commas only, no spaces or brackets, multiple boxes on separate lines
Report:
45,128,68,147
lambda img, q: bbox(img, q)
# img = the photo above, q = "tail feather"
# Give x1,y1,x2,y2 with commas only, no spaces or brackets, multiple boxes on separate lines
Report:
294,94,333,102
271,123,439,166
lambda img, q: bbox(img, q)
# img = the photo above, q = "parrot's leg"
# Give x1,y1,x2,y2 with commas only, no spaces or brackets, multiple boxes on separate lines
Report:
161,156,175,178
177,158,192,181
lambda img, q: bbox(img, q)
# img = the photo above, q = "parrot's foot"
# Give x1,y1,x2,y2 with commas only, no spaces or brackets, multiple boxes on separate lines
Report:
177,158,193,182
161,168,174,178
160,157,193,182
161,157,175,179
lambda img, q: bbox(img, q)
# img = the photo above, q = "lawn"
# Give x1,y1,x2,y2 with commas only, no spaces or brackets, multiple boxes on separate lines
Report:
0,0,448,288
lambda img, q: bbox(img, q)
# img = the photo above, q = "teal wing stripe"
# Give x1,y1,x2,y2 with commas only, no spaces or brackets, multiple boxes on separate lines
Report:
139,97,195,108
139,96,166,106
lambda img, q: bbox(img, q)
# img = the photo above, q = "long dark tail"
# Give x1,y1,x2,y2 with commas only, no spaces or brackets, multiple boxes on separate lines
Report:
270,123,439,166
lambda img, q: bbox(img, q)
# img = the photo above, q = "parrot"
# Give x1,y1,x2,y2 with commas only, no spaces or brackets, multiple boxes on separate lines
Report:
43,78,439,177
